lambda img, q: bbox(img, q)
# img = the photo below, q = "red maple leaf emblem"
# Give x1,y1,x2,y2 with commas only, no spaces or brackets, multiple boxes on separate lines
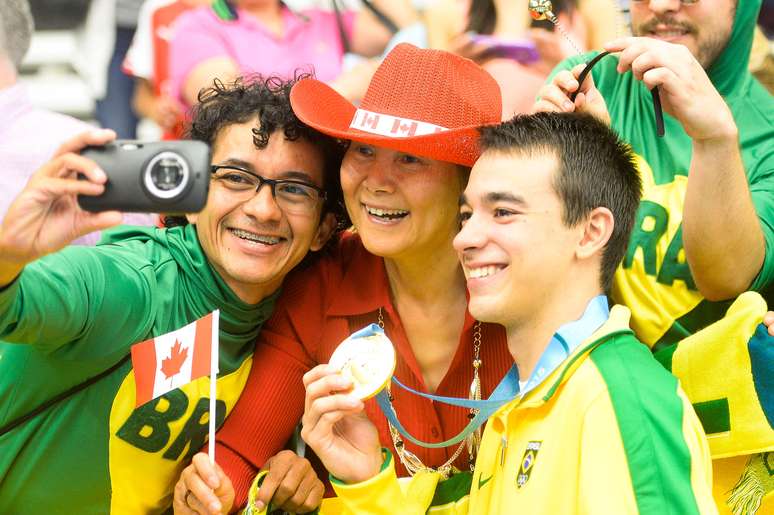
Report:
160,340,188,379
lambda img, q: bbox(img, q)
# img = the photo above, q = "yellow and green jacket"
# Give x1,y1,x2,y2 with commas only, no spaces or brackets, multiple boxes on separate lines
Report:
328,306,716,514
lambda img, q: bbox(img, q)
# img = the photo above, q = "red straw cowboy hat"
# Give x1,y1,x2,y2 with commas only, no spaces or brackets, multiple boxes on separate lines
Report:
290,43,502,167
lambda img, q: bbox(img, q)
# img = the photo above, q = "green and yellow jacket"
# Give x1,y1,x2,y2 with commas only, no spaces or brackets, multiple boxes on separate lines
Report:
328,307,716,515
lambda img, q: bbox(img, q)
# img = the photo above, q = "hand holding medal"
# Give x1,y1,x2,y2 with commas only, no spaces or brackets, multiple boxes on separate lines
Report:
301,326,394,484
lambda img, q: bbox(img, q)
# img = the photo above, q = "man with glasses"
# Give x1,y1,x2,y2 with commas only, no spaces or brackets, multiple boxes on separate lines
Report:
0,76,345,514
538,1,773,513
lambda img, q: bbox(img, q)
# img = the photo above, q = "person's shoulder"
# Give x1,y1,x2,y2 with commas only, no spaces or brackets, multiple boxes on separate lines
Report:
173,4,220,31
581,331,689,428
298,7,339,22
280,231,363,289
590,331,673,385
94,225,179,272
737,80,774,152
21,108,92,143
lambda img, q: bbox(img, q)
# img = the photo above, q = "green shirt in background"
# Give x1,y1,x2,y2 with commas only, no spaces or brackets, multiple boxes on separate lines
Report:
550,0,774,347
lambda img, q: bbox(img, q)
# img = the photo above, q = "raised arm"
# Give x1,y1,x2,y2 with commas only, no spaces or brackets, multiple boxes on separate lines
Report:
301,364,435,514
606,37,766,300
0,129,122,286
169,12,239,108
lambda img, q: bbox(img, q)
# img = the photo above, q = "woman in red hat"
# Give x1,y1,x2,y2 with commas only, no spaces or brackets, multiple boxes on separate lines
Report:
174,44,512,514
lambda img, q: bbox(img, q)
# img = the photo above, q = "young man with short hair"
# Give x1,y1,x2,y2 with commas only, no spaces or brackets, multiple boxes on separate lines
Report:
301,112,716,514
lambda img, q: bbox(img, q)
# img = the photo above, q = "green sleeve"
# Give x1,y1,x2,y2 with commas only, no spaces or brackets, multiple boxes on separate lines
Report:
0,245,156,357
748,166,774,293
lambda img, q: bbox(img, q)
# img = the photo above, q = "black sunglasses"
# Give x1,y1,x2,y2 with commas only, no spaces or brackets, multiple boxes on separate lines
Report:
571,51,665,137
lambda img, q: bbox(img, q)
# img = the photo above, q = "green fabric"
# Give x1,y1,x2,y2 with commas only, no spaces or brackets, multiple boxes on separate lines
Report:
430,471,473,507
329,448,393,487
591,336,700,515
0,224,278,514
652,298,734,350
692,398,731,435
653,342,677,371
549,0,774,342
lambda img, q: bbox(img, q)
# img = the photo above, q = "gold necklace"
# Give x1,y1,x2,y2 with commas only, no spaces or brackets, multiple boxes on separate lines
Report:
377,307,482,479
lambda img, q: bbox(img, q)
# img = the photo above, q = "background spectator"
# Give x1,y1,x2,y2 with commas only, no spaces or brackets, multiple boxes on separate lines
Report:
96,0,143,138
169,0,412,109
123,0,212,139
424,0,624,117
0,0,155,243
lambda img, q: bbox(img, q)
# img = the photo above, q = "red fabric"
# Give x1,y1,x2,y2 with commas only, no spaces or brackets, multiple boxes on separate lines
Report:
215,233,512,510
289,43,503,167
152,1,190,139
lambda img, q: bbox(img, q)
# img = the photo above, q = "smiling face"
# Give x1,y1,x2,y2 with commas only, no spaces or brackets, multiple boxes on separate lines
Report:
188,119,334,303
340,143,464,261
631,0,736,68
454,151,584,327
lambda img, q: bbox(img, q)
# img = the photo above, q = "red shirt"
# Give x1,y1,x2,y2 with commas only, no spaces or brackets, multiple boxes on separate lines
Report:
216,233,512,507
152,1,191,139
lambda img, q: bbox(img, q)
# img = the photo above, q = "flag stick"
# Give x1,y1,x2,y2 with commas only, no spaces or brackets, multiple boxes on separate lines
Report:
208,310,220,462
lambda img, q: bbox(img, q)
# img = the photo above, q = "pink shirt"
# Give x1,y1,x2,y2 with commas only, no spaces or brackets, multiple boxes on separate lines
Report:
0,84,157,245
169,6,355,105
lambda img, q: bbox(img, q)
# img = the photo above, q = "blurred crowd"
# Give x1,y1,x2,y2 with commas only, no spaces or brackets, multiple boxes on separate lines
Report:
18,0,774,142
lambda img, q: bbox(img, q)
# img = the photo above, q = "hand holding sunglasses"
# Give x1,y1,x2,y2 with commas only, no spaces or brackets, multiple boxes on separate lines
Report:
603,36,737,142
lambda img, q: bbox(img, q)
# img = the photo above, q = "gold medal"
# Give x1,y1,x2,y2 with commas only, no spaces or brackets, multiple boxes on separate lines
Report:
329,328,396,400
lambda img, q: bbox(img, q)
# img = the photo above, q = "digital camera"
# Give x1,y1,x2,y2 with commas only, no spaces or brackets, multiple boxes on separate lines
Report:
77,140,211,214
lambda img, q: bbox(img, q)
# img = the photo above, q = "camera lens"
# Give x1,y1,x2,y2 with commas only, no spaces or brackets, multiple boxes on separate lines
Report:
143,151,190,200
151,157,184,191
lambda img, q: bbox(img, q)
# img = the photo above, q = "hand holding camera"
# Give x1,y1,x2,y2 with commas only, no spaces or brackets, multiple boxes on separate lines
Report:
0,131,211,285
0,130,123,284
77,140,210,214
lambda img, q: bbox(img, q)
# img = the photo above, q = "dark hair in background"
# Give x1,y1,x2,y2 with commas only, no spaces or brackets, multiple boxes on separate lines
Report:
478,112,642,292
165,74,349,256
466,0,576,35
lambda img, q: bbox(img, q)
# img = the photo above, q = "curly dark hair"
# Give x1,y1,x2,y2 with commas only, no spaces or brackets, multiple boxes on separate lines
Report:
165,74,349,258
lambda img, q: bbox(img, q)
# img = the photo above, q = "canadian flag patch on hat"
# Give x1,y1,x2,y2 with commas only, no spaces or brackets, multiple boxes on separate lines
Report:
350,109,448,138
130,311,219,407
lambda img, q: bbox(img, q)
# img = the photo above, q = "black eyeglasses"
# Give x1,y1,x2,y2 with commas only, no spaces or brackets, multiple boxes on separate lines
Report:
210,165,326,215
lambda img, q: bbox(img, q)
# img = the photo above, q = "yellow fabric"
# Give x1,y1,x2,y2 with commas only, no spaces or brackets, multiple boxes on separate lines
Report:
671,292,773,459
320,473,470,515
467,362,640,514
713,455,774,515
242,470,269,514
682,387,719,513
327,465,439,514
612,167,705,347
108,356,252,514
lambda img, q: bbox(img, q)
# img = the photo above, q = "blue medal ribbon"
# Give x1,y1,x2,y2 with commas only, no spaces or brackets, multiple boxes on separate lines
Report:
373,295,610,449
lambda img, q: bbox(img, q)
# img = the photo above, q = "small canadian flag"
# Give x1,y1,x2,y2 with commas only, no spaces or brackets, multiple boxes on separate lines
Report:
131,311,220,407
